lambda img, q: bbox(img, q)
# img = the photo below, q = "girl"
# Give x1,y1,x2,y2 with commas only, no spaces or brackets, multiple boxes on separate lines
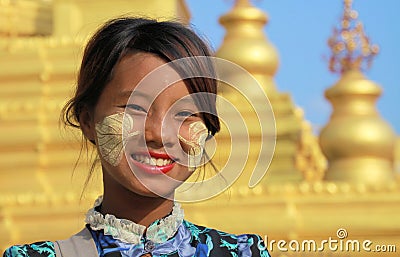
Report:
3,17,270,257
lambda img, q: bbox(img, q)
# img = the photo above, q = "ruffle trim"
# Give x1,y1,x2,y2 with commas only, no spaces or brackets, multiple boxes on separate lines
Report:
85,196,184,244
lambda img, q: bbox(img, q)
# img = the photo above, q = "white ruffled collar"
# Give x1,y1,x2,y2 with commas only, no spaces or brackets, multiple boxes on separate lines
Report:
85,196,184,244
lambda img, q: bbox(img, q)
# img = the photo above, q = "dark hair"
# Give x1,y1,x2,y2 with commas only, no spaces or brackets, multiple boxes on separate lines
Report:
62,17,220,137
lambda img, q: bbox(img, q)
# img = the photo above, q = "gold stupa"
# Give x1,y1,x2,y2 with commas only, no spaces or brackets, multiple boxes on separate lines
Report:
319,0,396,185
0,0,399,256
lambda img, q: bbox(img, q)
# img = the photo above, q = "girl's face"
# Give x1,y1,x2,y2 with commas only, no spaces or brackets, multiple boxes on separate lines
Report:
83,52,208,199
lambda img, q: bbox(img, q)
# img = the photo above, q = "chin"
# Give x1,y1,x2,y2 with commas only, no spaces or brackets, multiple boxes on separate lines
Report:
131,177,181,199
125,157,189,199
105,158,188,199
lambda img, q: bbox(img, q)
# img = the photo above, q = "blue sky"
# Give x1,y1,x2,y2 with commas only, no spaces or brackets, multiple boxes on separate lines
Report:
186,0,400,135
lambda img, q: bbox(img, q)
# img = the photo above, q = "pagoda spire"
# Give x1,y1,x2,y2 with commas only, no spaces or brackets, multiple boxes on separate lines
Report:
319,0,396,184
215,1,313,184
216,0,279,95
327,0,379,73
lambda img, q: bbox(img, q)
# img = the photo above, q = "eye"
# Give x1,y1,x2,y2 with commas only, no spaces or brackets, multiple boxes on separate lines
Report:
176,110,197,118
125,104,147,113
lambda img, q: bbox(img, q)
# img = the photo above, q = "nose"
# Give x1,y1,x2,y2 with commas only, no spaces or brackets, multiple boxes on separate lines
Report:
144,111,175,149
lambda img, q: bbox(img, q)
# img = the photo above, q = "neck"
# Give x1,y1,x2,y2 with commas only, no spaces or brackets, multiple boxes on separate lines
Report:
100,174,174,228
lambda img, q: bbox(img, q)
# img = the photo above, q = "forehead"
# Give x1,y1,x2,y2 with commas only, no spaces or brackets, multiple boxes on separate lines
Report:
107,52,191,102
114,52,175,88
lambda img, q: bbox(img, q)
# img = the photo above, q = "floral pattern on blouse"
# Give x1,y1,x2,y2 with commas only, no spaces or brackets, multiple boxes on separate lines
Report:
3,241,55,257
88,220,270,257
2,221,270,257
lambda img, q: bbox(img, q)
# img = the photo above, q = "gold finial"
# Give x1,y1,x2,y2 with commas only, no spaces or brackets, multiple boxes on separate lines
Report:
234,0,251,7
328,0,379,73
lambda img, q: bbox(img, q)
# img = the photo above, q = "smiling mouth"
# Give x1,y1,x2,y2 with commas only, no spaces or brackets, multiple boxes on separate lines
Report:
131,154,173,166
130,152,176,174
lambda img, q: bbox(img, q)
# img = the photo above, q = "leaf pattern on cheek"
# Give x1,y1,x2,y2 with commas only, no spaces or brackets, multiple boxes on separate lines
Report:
95,113,140,166
178,121,208,168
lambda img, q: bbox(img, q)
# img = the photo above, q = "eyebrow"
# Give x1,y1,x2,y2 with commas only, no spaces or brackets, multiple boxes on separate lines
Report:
177,97,196,104
118,90,197,105
119,90,152,100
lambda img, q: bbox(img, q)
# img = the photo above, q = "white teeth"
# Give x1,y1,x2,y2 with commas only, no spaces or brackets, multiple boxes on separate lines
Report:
156,159,163,166
132,155,172,166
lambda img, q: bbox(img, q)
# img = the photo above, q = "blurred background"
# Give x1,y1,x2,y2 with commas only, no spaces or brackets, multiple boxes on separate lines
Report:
0,0,399,256
187,0,400,135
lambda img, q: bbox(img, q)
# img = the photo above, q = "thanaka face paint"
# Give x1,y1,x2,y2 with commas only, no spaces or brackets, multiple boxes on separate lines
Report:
95,112,140,166
178,121,208,169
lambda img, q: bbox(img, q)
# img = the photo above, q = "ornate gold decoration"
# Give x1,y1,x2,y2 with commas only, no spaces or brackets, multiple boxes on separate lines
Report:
327,0,379,73
295,109,326,182
320,0,396,184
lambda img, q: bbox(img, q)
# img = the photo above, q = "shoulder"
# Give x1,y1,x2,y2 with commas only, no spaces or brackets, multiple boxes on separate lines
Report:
3,241,55,257
183,220,271,257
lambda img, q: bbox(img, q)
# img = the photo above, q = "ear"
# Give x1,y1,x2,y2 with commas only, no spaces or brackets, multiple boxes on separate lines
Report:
79,107,96,144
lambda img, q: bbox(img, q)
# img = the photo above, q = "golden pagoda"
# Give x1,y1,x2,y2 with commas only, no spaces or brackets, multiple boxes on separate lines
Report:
1,0,399,257
213,0,318,184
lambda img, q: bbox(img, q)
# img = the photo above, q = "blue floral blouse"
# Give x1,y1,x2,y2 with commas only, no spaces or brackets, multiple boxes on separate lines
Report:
3,220,270,257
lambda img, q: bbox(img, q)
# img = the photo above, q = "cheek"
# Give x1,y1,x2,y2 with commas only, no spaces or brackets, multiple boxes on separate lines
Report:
177,124,191,152
95,113,140,166
178,121,208,167
180,121,208,148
